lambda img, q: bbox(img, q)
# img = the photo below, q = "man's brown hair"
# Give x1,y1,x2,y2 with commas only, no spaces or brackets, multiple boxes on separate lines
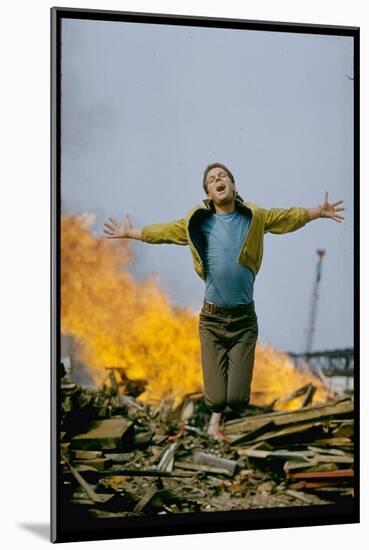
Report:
202,163,235,194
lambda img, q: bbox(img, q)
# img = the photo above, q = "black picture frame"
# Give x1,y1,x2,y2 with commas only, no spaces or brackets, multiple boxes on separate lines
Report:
51,7,360,543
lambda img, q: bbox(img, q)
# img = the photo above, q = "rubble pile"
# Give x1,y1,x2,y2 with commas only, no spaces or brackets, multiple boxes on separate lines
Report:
60,368,354,520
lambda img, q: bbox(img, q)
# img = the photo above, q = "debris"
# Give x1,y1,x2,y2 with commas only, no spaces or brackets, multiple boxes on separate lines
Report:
273,383,315,408
192,451,238,477
286,468,354,481
238,448,311,461
63,456,106,504
224,400,353,435
285,489,317,504
60,368,355,517
174,461,232,476
157,441,179,472
73,450,103,460
302,384,317,407
103,452,135,463
98,467,194,477
133,431,153,448
133,484,160,513
71,418,134,450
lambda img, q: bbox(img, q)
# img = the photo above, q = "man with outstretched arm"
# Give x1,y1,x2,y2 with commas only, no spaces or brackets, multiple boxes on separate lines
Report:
103,163,344,440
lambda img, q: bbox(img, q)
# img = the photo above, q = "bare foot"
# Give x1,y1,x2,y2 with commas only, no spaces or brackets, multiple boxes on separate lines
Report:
211,430,230,442
207,413,229,441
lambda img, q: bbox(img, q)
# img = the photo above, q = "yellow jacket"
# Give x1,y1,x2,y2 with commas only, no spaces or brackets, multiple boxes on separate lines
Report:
141,194,310,280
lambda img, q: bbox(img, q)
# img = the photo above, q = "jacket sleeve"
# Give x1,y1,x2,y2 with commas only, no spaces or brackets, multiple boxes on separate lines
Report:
262,207,310,234
141,218,189,245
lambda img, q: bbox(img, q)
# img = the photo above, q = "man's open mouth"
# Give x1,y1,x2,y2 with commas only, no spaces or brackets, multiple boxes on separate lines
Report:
216,184,226,192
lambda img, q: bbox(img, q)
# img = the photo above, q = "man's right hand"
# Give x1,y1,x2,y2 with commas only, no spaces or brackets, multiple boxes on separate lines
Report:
103,214,133,239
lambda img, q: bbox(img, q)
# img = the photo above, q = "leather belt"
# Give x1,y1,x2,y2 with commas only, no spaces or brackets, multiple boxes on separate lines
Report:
202,300,255,316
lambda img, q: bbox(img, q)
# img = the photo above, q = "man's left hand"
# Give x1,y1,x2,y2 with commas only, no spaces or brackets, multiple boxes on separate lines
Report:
320,192,345,223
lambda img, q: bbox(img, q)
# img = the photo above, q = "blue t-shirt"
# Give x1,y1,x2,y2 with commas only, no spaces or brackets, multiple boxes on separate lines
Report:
200,211,255,306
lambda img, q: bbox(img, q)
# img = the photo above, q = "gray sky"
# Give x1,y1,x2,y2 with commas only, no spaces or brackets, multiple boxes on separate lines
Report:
61,18,354,353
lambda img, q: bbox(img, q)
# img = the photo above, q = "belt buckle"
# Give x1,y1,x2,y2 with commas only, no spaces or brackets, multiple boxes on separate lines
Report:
207,301,216,314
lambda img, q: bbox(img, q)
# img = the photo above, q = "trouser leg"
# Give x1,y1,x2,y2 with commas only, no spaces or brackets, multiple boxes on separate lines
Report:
199,313,228,413
227,311,258,413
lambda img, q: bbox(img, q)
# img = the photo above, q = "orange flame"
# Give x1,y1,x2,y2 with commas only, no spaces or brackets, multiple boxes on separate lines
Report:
61,215,328,409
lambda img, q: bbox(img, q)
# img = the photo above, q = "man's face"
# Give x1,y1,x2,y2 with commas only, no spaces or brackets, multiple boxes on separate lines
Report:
205,167,236,205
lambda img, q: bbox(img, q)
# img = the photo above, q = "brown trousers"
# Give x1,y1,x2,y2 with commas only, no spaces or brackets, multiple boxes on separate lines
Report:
198,302,258,413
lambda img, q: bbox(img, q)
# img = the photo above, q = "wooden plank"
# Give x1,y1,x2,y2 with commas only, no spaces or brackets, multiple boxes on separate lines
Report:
157,441,179,472
307,446,349,456
71,418,134,450
326,419,354,425
284,455,352,473
70,498,95,506
71,492,115,505
290,481,353,490
233,420,324,446
332,422,354,438
230,421,276,446
275,384,312,406
61,383,77,391
63,463,100,485
285,489,318,504
286,468,354,480
248,441,274,451
73,450,103,460
312,437,353,447
235,449,270,459
301,385,317,407
310,455,353,464
289,480,352,490
226,399,353,428
74,458,112,471
237,448,312,461
283,459,337,472
98,468,197,477
63,456,103,503
133,485,158,513
284,460,320,473
174,461,231,476
224,400,353,435
313,487,354,494
103,452,135,463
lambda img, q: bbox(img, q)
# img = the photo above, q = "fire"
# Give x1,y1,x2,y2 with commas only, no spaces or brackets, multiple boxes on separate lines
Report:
61,215,328,409
252,346,328,410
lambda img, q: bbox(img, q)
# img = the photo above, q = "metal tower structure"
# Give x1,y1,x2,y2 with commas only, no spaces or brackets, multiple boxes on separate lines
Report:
305,248,326,355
